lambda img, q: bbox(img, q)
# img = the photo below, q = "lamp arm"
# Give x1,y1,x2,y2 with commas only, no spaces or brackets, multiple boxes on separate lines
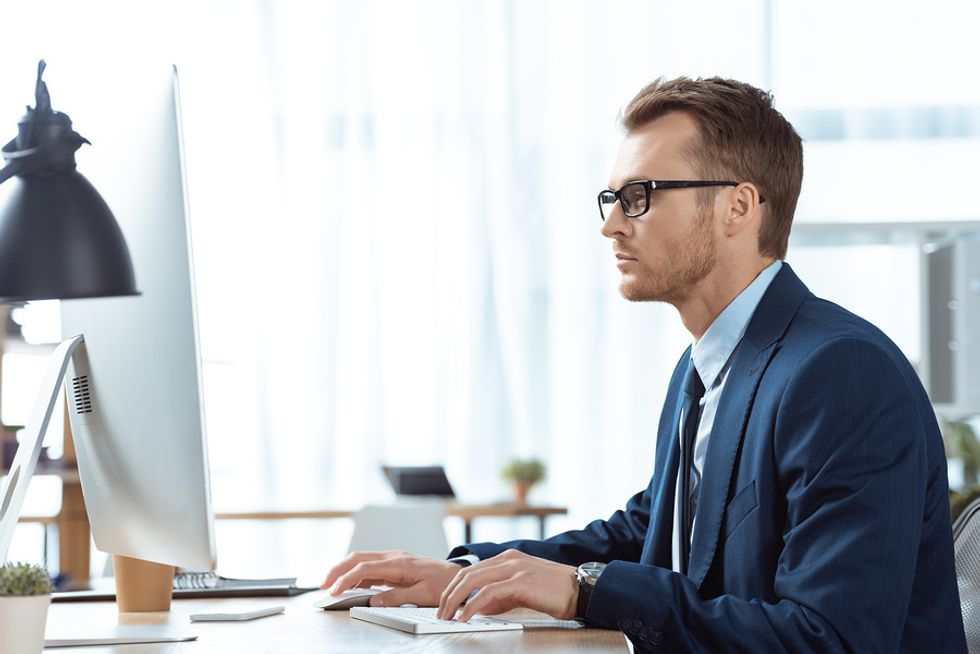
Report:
0,334,86,562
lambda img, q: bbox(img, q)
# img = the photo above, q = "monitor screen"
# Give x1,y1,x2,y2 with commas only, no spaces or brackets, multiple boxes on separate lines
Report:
59,66,215,571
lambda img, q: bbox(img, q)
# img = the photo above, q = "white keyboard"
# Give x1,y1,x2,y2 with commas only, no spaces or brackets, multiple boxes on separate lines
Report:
349,607,523,634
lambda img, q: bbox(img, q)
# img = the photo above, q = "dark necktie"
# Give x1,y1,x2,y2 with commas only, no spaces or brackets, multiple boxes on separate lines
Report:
679,360,705,576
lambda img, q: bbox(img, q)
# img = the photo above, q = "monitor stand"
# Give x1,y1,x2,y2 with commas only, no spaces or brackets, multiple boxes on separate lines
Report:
113,555,175,612
1,336,85,562
0,335,176,613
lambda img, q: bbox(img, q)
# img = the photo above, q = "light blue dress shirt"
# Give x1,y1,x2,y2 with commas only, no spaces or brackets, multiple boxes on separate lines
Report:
671,260,783,573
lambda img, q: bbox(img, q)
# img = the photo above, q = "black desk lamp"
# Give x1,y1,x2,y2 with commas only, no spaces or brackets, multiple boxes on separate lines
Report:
0,60,138,302
0,61,139,562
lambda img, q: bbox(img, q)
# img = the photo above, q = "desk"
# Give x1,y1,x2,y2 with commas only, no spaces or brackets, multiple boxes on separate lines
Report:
216,503,569,542
46,593,629,652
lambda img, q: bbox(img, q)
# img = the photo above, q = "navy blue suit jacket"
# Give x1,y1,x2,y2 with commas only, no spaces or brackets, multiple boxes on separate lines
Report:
453,264,967,652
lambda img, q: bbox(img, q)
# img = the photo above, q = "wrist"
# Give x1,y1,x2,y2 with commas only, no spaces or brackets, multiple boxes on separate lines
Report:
574,562,607,621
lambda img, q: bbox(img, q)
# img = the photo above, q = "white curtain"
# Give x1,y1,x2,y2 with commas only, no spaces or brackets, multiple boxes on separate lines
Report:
3,0,980,572
172,0,768,531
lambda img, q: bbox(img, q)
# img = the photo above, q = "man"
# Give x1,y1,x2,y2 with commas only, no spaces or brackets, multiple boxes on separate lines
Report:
323,77,967,652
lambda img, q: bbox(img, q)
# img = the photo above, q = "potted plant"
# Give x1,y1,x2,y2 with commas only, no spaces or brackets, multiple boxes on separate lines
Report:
0,562,53,654
501,458,546,504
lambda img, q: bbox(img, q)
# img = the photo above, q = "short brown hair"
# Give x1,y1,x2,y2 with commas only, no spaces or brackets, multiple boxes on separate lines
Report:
621,77,803,259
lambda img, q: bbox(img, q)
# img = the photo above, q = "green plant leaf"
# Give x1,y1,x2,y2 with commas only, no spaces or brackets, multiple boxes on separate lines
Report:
0,562,53,596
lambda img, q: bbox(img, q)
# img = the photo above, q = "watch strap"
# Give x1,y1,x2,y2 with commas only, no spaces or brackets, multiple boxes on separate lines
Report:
575,577,593,620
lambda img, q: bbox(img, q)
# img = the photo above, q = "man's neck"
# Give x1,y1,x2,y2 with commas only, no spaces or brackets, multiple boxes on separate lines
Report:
674,258,776,341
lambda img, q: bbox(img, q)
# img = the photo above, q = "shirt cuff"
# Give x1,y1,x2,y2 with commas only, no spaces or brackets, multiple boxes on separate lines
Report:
448,554,480,567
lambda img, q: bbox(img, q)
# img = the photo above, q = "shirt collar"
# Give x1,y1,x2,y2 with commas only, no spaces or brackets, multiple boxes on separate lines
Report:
691,260,783,390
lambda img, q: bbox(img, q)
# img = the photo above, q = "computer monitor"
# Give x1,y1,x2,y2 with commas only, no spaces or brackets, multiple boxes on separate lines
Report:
56,65,215,572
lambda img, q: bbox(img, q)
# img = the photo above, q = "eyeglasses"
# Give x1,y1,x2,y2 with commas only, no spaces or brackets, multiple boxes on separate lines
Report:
597,180,766,222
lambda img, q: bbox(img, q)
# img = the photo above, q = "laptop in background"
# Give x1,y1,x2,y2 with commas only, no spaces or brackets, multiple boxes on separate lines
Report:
382,466,455,498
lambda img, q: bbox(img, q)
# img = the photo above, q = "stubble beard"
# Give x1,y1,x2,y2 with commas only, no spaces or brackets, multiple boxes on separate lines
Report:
618,210,716,304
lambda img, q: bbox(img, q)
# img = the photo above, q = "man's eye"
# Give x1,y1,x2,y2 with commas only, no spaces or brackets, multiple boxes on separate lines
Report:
624,191,645,207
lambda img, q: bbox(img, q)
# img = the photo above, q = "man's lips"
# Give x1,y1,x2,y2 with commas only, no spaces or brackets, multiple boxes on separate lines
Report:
615,252,637,262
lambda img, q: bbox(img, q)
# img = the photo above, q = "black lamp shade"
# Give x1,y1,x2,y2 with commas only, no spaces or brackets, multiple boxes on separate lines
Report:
0,169,138,302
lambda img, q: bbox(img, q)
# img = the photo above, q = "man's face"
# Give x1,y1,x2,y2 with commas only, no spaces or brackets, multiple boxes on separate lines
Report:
600,112,717,304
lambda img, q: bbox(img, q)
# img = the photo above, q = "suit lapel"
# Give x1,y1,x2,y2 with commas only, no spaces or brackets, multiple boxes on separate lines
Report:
640,346,689,567
687,340,775,586
686,263,810,588
642,372,685,566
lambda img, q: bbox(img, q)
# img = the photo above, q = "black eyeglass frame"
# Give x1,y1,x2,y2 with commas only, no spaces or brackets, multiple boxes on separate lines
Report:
597,180,766,222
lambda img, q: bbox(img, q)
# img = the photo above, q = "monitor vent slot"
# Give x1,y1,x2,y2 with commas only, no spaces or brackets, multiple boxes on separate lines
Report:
71,375,93,415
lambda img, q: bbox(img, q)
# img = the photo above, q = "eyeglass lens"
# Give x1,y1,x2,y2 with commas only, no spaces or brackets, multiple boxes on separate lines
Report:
599,182,648,220
620,182,647,216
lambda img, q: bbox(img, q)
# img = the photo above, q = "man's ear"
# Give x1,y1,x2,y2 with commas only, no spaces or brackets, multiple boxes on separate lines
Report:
721,183,764,238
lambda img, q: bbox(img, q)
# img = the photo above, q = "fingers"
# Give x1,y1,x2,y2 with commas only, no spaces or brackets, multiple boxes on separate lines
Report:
437,559,513,620
331,559,415,595
321,550,407,591
321,551,380,590
437,565,471,618
368,586,417,608
436,550,578,621
457,580,520,622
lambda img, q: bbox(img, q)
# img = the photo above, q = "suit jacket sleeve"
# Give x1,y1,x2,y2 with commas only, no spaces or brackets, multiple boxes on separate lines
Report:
450,483,653,564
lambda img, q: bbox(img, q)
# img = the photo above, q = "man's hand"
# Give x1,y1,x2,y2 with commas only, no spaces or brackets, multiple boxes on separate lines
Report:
321,550,462,608
437,549,578,622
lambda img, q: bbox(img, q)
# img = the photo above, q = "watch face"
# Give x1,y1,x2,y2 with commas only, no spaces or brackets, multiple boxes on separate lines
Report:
577,561,607,586
581,562,604,575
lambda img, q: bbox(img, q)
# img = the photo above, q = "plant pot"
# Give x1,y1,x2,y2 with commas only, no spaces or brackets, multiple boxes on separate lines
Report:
0,594,51,653
513,481,533,504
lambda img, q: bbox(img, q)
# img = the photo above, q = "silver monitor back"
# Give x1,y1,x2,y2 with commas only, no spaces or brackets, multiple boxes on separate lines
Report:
59,66,215,571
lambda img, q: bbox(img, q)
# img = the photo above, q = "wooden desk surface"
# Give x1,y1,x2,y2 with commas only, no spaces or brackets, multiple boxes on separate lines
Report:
47,593,629,653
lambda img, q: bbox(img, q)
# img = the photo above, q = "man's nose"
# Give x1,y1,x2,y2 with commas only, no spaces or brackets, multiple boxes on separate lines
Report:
600,203,629,238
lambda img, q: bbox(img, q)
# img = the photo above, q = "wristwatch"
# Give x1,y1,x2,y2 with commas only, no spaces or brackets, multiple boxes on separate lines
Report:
575,562,607,620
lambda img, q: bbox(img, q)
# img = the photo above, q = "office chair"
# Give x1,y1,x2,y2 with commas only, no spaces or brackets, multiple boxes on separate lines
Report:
954,495,980,652
348,502,450,560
